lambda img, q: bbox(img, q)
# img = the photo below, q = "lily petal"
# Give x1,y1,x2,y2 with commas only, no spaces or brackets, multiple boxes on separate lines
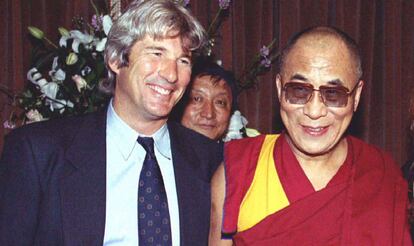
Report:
72,38,81,53
52,56,59,70
95,37,107,52
41,82,58,99
59,35,69,48
70,30,93,43
54,69,66,81
27,68,39,83
102,15,113,35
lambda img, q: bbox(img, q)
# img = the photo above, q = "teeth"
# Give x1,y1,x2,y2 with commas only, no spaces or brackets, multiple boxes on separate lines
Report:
149,85,171,95
309,127,323,131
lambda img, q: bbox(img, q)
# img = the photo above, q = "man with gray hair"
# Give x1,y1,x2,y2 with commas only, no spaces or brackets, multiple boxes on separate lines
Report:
0,1,222,245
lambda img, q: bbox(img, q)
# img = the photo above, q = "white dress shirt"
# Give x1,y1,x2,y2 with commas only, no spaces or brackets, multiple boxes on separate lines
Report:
103,102,180,245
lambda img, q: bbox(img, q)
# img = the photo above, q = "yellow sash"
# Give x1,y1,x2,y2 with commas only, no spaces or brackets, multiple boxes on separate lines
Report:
237,134,290,232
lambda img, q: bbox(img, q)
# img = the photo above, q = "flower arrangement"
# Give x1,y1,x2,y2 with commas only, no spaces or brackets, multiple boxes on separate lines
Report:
2,0,276,130
3,3,113,128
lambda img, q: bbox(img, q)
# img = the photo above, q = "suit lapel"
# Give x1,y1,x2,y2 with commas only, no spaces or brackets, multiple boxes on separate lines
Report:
168,122,212,245
60,111,107,245
169,122,192,243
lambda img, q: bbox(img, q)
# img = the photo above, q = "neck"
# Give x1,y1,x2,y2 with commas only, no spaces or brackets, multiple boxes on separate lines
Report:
287,136,348,190
112,101,167,136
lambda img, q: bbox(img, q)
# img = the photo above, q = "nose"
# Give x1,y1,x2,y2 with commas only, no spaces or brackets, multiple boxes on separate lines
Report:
303,91,328,119
200,101,215,119
159,59,178,83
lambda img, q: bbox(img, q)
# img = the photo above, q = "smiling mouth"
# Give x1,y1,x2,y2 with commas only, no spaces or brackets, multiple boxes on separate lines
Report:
148,85,172,95
302,126,329,136
197,123,216,129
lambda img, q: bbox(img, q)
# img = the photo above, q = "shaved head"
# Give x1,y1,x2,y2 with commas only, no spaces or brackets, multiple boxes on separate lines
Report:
279,26,362,80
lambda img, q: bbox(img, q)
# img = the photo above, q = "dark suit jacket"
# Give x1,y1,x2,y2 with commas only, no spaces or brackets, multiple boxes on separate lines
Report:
0,109,223,245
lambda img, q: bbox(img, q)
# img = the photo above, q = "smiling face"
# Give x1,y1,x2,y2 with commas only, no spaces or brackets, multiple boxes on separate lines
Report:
110,35,192,134
276,35,363,158
181,75,233,140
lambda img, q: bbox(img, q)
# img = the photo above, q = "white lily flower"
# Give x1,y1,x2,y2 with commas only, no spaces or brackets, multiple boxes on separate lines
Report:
70,30,94,53
60,30,94,52
41,81,59,99
52,56,59,70
53,69,66,81
59,35,69,48
95,37,107,52
102,15,113,35
27,67,59,99
47,98,74,113
27,68,41,83
223,110,248,142
48,57,66,81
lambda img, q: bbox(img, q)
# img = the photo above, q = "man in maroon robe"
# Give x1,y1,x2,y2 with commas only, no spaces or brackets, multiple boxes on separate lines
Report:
209,26,412,245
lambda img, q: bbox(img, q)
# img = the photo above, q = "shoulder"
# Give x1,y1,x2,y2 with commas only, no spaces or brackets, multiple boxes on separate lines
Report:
4,111,105,153
348,136,403,179
168,121,222,151
225,134,267,151
167,121,223,174
224,134,275,162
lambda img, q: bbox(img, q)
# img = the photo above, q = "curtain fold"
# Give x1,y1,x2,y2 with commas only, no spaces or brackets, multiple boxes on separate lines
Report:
1,0,414,165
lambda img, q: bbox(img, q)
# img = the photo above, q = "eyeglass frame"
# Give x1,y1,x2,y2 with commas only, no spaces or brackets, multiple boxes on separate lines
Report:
281,81,361,108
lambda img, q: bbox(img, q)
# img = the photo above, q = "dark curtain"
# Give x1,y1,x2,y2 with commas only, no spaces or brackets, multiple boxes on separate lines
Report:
1,0,414,166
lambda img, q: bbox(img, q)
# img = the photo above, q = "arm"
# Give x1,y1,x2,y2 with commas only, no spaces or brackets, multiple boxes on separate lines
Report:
209,163,233,246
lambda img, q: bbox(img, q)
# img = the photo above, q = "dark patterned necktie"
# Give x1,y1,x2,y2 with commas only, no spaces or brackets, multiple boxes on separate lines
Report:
137,137,172,245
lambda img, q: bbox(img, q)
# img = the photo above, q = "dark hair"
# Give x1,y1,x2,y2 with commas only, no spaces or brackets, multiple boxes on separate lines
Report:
171,57,238,121
190,58,238,112
278,26,362,79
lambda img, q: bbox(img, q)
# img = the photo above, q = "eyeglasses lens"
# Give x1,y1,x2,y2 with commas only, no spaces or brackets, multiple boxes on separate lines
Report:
283,82,350,107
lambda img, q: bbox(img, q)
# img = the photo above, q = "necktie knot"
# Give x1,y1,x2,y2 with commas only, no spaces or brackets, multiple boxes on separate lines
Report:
137,136,156,159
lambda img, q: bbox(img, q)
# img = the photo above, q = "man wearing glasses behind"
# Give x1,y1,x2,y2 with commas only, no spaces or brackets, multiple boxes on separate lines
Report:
210,26,412,245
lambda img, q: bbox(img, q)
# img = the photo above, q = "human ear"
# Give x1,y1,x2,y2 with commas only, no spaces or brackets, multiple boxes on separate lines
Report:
353,80,364,111
108,60,121,75
275,74,283,102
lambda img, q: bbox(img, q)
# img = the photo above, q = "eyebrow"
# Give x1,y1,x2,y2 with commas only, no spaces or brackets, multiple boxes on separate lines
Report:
290,74,308,81
326,79,344,86
145,46,166,52
290,74,344,86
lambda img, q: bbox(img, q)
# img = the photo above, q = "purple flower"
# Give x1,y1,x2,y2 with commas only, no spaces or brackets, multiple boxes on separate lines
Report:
91,15,103,31
260,45,269,57
183,0,190,7
260,57,272,68
3,120,16,129
219,0,231,9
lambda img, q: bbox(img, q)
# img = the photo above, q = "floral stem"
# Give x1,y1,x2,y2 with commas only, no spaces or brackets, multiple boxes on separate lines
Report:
207,9,223,36
43,37,58,49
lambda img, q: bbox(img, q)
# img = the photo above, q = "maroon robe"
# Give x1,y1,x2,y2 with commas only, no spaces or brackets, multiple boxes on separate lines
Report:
223,134,412,245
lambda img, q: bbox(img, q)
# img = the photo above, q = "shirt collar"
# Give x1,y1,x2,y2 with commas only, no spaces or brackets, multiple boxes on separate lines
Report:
106,100,171,160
